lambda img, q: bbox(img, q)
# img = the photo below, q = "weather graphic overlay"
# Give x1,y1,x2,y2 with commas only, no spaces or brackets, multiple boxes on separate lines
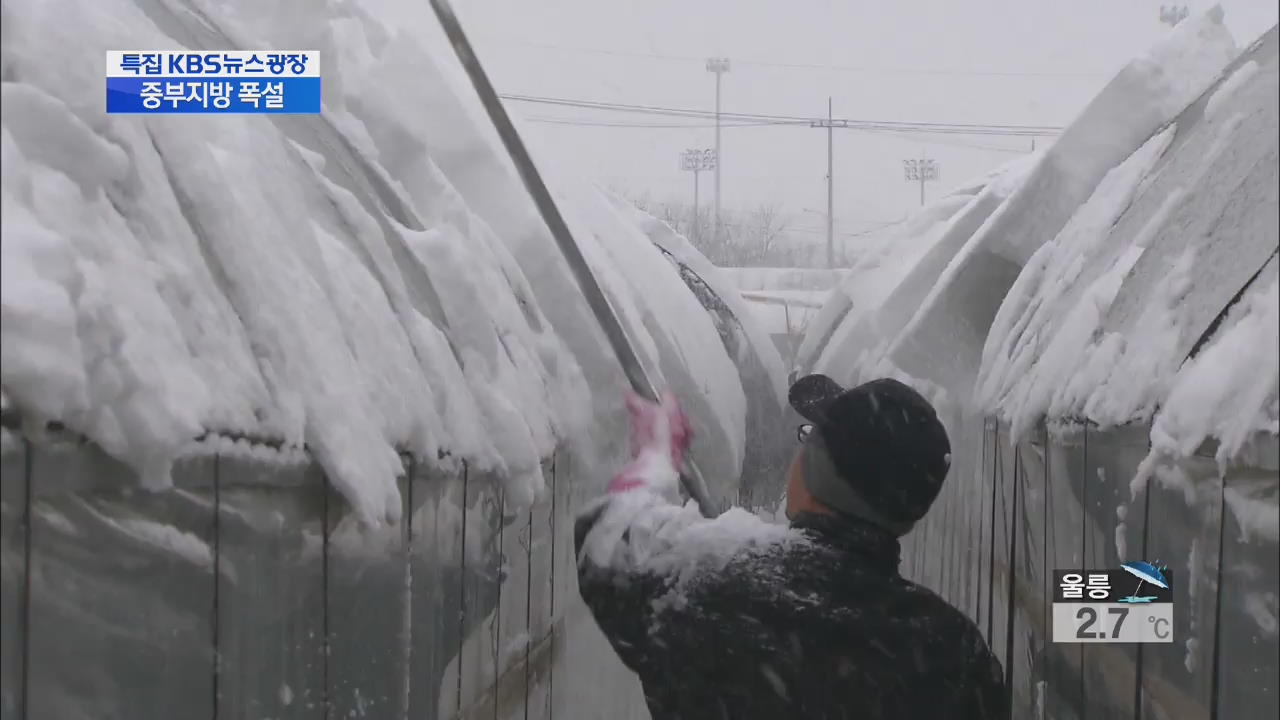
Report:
1052,563,1174,643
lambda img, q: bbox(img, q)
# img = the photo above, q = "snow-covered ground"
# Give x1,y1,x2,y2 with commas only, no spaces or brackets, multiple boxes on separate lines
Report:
719,267,850,293
0,0,781,521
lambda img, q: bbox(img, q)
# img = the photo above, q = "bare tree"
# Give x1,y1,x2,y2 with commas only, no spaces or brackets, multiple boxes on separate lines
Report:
617,194,824,268
735,203,793,266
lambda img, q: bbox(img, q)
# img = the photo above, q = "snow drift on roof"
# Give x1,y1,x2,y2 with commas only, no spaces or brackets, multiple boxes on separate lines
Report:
1149,256,1278,464
609,195,788,407
800,9,1243,431
0,0,765,521
978,26,1279,450
879,9,1237,403
796,152,1038,407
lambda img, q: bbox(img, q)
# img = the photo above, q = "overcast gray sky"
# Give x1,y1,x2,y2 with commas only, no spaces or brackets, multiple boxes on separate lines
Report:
448,0,1276,240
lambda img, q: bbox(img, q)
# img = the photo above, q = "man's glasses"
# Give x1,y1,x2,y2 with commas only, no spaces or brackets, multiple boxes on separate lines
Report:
797,423,814,443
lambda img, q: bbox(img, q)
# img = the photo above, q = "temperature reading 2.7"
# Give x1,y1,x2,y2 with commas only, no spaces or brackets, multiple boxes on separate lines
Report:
1059,602,1172,640
1052,566,1174,644
1075,606,1127,639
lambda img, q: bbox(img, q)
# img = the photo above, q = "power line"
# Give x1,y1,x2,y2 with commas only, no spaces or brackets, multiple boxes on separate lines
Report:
502,92,805,122
525,116,791,129
859,127,1031,154
477,36,1108,79
525,114,1036,154
500,92,1062,137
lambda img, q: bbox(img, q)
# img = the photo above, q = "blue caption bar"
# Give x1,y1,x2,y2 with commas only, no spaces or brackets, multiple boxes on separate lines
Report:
106,77,320,114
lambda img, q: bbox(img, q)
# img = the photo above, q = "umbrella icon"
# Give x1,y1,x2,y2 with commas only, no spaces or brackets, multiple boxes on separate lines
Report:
1118,561,1169,603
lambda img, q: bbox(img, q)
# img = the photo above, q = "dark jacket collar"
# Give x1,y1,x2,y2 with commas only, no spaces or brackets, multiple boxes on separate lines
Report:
790,511,902,576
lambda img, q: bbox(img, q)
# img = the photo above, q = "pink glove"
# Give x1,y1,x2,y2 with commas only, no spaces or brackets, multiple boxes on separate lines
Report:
607,391,692,494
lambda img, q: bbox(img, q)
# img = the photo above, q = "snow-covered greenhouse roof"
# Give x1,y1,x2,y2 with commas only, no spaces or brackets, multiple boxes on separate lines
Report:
0,0,783,522
801,14,1277,463
977,26,1278,460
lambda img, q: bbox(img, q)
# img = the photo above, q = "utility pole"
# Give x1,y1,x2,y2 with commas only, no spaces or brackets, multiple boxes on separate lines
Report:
809,97,846,268
826,98,834,269
680,148,716,241
706,57,730,240
903,157,939,206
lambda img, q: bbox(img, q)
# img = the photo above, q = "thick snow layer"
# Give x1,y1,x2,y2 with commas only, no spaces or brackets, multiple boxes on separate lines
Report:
552,180,750,497
580,397,801,589
1223,475,1280,544
604,205,799,505
581,491,802,598
803,10,1271,463
607,195,787,408
301,3,761,503
1206,60,1260,119
974,126,1179,436
0,0,754,521
796,152,1038,415
1149,267,1278,464
854,9,1237,404
979,27,1279,446
1242,592,1279,637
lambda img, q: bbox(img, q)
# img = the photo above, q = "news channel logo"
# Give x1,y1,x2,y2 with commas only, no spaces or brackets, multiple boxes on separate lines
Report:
1052,562,1174,644
105,51,320,114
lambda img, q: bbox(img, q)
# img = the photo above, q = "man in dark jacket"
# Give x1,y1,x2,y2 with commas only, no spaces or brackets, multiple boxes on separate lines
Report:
575,375,1007,719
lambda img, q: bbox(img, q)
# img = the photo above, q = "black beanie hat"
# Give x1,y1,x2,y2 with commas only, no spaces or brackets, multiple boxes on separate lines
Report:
789,375,951,528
